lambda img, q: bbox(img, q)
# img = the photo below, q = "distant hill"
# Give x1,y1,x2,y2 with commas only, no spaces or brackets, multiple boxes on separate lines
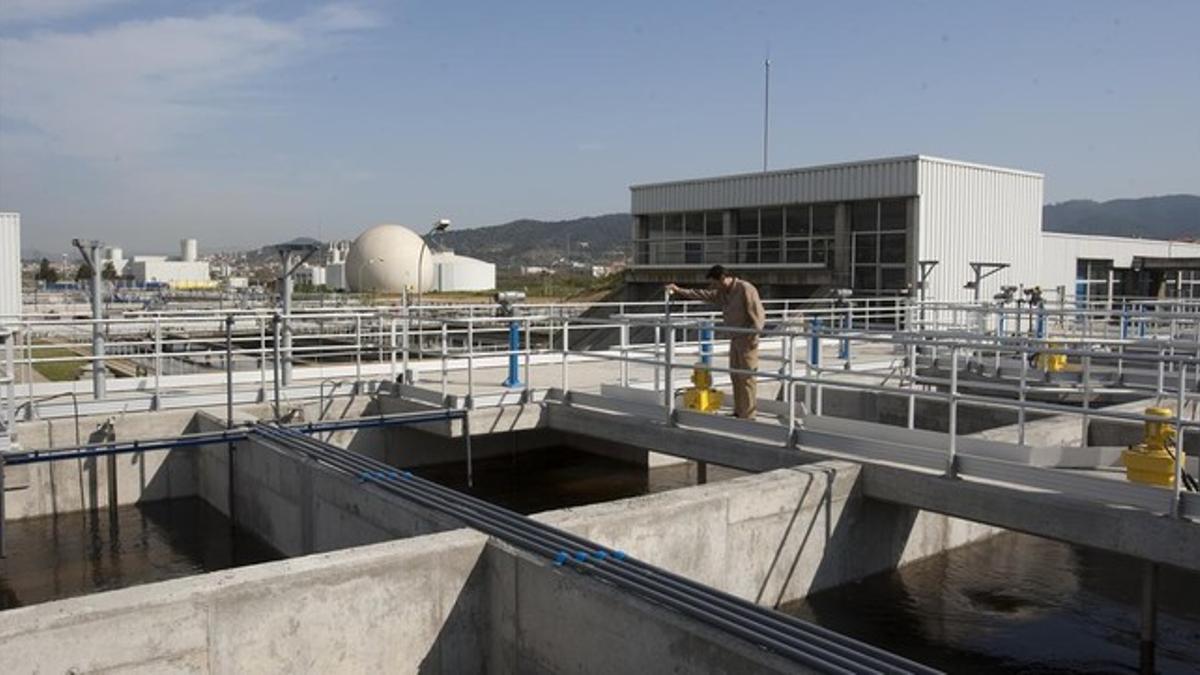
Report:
437,213,632,268
1043,195,1200,240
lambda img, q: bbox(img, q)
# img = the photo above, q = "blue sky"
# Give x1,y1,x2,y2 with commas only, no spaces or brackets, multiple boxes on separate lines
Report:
2,1,1197,254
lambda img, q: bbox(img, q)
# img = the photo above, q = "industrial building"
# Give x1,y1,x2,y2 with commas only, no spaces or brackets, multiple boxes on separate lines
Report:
629,155,1200,302
127,238,214,289
431,251,496,292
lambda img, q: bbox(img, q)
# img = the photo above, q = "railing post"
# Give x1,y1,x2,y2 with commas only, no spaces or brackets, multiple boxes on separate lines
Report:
440,322,449,400
524,318,533,398
1171,364,1186,518
906,340,917,430
389,317,398,382
4,331,14,445
1156,348,1165,405
402,313,411,385
465,320,474,410
354,314,363,393
946,346,959,478
811,318,824,416
272,313,282,421
225,314,237,523
0,450,5,558
653,325,661,393
1018,340,1029,446
561,320,570,394
1081,350,1092,446
664,321,675,423
152,317,162,410
786,333,796,438
23,328,34,420
619,323,630,387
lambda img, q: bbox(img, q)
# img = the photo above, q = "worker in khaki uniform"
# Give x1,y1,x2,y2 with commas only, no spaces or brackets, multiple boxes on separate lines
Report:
667,265,766,418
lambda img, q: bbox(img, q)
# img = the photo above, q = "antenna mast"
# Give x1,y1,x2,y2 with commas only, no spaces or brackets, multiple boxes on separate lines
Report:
762,53,770,172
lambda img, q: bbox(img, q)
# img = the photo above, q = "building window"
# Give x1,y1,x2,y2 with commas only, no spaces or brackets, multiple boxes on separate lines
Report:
851,202,878,231
760,208,783,237
1075,258,1113,300
785,205,810,236
850,198,910,294
812,204,835,235
705,211,724,237
735,209,759,236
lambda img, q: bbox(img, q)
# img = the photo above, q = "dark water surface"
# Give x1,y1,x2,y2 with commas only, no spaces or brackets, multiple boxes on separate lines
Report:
411,446,746,514
782,532,1200,674
0,498,280,610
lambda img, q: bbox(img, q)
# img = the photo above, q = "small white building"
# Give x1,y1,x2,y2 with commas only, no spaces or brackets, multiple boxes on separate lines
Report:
294,264,327,288
433,252,496,292
128,238,212,288
325,263,347,291
1040,232,1200,301
104,247,127,276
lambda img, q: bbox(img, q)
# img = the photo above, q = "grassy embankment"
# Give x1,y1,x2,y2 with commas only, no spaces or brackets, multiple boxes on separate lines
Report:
30,345,86,381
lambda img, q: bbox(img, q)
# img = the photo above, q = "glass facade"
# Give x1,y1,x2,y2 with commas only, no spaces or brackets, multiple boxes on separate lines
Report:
634,198,912,294
1075,258,1115,300
633,203,841,267
849,198,910,293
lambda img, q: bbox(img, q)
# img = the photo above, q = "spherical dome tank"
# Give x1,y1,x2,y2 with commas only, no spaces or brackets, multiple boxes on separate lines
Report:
345,224,435,293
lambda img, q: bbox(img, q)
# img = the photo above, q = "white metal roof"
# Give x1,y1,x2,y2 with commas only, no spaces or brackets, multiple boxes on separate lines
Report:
629,154,1042,191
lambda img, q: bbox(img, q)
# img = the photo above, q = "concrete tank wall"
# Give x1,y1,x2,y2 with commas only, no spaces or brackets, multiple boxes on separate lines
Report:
0,529,806,674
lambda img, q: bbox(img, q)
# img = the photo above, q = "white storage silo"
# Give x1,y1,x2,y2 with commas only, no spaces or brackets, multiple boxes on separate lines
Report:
0,212,21,323
180,238,198,262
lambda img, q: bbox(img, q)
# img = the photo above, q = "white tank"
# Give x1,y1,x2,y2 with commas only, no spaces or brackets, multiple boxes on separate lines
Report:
345,224,435,293
180,238,198,262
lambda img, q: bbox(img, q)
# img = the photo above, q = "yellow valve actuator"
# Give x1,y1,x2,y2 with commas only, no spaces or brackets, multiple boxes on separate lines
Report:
1121,407,1181,487
683,364,723,413
1036,343,1068,372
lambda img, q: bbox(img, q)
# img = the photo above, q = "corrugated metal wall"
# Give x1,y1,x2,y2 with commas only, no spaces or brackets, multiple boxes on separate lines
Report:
916,159,1044,302
631,156,920,213
1040,233,1200,292
0,212,20,322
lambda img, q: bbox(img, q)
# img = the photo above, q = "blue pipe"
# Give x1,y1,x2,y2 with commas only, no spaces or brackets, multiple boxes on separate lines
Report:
5,430,250,466
503,320,522,388
699,322,713,367
808,318,822,366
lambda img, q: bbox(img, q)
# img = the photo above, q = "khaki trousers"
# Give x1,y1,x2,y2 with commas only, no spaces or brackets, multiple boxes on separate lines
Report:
730,336,759,418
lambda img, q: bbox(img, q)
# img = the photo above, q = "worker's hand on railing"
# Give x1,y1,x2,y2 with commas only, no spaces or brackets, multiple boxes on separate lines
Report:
665,283,680,296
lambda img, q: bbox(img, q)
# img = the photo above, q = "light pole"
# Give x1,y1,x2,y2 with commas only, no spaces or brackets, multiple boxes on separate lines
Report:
416,219,451,310
273,243,319,386
72,239,107,400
